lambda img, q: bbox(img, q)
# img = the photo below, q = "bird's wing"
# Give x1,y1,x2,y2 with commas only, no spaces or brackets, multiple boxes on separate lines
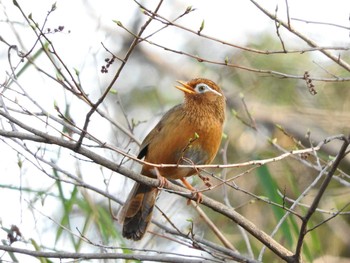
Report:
137,104,183,160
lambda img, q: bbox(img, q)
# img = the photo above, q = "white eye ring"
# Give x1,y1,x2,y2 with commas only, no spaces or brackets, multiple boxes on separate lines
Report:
195,83,209,93
194,83,222,96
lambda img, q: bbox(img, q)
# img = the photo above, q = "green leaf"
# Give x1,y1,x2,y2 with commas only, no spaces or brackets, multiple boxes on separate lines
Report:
16,43,48,78
54,168,78,247
256,165,293,246
30,238,52,263
109,88,118,94
194,132,199,139
2,239,19,262
198,20,205,34
73,68,80,76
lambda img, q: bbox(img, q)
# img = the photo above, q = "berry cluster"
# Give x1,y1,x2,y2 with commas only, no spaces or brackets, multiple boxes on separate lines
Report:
304,71,317,95
101,57,115,73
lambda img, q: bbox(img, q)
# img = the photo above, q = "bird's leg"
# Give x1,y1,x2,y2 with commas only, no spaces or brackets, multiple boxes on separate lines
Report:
180,156,212,188
153,167,168,189
180,177,203,204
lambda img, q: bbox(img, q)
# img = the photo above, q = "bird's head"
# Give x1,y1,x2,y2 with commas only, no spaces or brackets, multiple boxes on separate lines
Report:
175,78,224,103
175,78,226,122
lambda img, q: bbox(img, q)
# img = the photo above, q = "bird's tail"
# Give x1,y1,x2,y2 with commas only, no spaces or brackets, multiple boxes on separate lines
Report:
119,182,158,240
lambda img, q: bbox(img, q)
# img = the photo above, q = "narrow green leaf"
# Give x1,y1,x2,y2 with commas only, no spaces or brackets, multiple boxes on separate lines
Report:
109,88,118,94
256,165,293,246
30,238,50,263
16,43,48,78
2,239,19,262
54,168,78,248
73,68,80,76
198,20,205,34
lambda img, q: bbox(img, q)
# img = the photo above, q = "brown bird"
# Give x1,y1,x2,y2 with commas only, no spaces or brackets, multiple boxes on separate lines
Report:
119,78,226,240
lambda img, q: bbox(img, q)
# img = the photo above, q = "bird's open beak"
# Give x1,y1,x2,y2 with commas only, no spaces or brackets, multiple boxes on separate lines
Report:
175,80,196,94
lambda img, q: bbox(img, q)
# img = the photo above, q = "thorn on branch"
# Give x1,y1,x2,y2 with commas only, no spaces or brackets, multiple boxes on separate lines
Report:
303,71,317,95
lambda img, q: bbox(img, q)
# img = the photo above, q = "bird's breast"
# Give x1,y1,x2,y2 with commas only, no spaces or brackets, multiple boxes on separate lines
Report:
142,109,223,179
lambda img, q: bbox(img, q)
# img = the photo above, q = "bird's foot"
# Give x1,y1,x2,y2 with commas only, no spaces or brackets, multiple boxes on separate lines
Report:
154,168,169,189
180,178,203,204
189,191,203,205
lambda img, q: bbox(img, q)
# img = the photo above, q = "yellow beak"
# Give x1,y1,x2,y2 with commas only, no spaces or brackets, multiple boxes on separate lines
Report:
175,80,195,94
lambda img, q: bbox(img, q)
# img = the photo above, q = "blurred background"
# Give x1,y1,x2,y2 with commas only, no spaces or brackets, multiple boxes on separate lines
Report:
0,0,350,262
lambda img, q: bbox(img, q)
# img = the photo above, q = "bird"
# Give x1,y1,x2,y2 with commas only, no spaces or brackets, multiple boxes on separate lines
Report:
118,78,226,241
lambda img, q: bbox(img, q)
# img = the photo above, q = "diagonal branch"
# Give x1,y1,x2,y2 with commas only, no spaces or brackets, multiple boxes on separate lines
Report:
294,135,350,262
249,0,350,72
0,109,294,261
75,0,164,149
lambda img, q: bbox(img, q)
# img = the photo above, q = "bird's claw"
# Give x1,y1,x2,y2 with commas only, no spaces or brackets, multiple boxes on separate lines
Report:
187,191,203,205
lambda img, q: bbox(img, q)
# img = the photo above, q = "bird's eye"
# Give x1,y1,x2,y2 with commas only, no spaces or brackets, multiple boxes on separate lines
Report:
193,82,222,97
195,83,209,93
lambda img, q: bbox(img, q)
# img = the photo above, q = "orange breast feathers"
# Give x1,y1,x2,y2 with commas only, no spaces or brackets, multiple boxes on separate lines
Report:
139,103,224,179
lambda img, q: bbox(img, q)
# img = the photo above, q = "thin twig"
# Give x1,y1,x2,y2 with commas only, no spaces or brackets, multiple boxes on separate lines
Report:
285,0,291,28
136,1,350,54
292,17,350,30
190,200,238,251
0,244,207,263
0,109,294,260
294,135,350,261
75,0,165,149
274,5,287,52
281,192,350,215
116,22,350,82
249,0,350,72
307,202,350,232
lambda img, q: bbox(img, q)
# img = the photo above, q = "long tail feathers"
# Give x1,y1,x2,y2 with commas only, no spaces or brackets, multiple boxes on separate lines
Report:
120,183,158,240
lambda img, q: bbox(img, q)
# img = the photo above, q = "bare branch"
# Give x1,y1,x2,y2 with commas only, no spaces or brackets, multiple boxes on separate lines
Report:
249,0,350,72
294,135,350,260
76,0,165,149
0,109,294,260
292,18,350,30
0,244,208,263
